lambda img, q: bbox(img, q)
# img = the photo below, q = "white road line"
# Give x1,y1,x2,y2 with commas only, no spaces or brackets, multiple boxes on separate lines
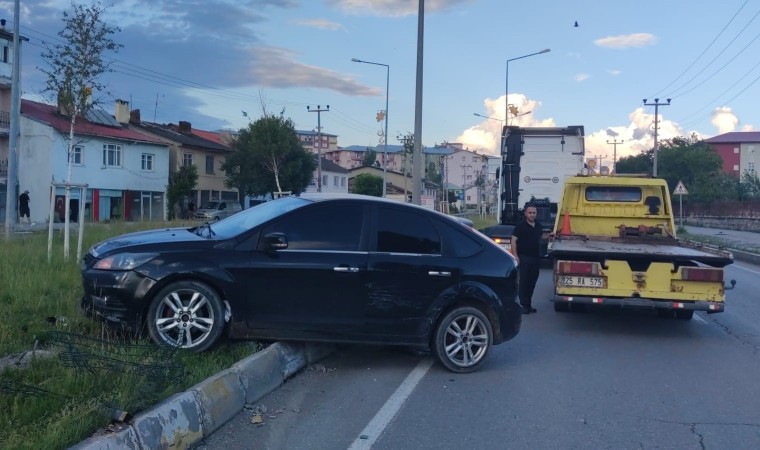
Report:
731,263,760,276
348,358,433,450
693,314,707,325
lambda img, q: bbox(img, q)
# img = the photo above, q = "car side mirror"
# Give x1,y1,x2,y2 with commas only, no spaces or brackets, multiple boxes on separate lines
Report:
262,232,288,251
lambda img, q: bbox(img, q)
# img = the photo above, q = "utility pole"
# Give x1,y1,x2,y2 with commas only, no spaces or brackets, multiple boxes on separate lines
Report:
4,0,21,239
411,0,424,205
643,98,670,177
307,105,329,192
606,139,624,173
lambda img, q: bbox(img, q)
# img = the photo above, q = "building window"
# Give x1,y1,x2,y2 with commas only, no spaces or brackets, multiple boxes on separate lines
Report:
333,176,339,187
341,177,346,187
322,175,328,187
750,162,756,173
102,144,121,167
70,146,83,165
206,155,215,174
734,147,740,154
1,46,8,63
141,153,154,171
733,165,740,171
183,153,193,167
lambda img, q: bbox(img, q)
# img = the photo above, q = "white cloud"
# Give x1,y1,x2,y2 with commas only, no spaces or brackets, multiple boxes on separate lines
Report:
711,107,739,134
606,69,622,75
293,18,344,30
594,33,657,49
326,0,475,17
741,124,756,131
454,94,555,156
575,73,589,82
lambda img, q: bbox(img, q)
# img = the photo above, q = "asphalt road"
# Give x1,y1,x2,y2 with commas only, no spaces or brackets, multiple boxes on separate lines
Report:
196,261,760,450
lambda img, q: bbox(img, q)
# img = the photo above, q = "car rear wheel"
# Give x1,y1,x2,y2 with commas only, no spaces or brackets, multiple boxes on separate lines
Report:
432,306,493,373
147,280,225,352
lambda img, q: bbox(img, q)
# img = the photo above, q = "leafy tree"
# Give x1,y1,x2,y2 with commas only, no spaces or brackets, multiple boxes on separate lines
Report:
615,150,652,174
741,170,760,198
427,161,442,185
352,173,383,197
40,1,122,184
362,148,377,167
39,1,121,259
657,135,724,205
166,165,198,219
223,113,316,196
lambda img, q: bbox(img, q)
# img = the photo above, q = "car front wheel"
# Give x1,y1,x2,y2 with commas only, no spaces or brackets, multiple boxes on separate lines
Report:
432,306,493,373
147,280,225,352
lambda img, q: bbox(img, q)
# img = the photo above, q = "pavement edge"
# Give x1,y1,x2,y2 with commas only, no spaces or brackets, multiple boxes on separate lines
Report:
69,342,335,450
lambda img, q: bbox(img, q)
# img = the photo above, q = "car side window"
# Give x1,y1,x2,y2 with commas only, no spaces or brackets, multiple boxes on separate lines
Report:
375,207,441,254
264,204,364,251
220,202,226,210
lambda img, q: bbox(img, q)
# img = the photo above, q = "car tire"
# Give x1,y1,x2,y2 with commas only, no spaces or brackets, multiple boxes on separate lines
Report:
432,306,493,373
147,280,225,352
675,309,694,320
553,301,570,312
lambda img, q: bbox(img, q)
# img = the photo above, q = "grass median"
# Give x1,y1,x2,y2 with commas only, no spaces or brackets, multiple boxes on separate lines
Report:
0,221,257,450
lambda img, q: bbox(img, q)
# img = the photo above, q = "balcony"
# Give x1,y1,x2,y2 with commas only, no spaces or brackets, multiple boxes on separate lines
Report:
0,158,7,178
0,111,9,135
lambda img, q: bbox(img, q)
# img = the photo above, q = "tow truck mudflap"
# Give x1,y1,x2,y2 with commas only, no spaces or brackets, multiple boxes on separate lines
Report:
552,295,725,313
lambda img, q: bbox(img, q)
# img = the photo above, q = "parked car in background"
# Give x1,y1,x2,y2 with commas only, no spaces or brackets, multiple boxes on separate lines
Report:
80,194,521,372
194,200,243,221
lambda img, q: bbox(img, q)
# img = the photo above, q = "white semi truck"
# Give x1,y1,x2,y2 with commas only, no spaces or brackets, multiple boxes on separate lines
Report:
480,125,586,255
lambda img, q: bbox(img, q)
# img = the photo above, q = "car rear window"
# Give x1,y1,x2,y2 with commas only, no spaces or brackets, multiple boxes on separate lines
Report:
585,186,642,202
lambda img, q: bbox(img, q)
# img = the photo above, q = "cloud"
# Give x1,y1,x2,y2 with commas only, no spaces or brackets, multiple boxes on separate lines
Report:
741,124,756,131
292,18,344,30
606,69,622,75
575,73,589,82
246,46,382,96
711,107,739,134
326,0,475,17
594,33,657,49
454,94,555,156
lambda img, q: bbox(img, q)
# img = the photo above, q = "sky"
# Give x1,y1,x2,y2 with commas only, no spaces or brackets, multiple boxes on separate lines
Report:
3,0,759,167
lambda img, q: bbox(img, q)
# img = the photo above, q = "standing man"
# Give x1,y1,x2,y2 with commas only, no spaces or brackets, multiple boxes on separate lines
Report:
18,189,30,223
510,204,550,314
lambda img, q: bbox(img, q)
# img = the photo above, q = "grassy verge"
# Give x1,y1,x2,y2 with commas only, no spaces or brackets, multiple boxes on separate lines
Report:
0,221,257,449
679,231,760,255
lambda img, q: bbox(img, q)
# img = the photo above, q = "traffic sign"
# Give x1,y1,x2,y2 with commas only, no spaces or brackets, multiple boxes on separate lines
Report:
673,180,688,195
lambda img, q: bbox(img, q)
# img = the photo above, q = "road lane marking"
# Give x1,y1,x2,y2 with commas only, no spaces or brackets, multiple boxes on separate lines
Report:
731,264,760,276
348,358,433,450
693,314,707,325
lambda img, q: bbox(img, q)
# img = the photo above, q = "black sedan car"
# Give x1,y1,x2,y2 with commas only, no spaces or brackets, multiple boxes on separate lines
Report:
81,194,521,373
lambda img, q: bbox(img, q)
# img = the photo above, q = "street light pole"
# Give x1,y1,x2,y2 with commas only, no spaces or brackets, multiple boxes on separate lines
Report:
352,58,389,197
505,49,550,131
307,105,330,192
643,98,671,177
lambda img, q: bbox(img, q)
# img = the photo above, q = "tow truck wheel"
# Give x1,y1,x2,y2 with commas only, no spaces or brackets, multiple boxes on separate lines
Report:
675,310,694,320
553,302,570,312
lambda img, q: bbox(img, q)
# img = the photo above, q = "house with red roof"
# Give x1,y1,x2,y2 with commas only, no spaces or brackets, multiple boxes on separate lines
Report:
19,99,170,223
704,132,760,178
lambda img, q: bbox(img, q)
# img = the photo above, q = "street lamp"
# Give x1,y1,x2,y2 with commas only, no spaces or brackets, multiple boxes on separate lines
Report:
505,49,550,129
509,109,532,125
352,57,390,197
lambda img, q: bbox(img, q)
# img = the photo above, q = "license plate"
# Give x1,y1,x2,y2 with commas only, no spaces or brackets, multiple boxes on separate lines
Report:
558,276,605,288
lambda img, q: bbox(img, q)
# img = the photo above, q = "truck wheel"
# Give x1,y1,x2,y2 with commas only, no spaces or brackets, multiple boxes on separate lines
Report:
553,302,570,312
675,310,694,320
432,306,492,373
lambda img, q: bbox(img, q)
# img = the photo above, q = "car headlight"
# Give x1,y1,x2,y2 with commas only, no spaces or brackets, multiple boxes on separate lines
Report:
93,253,158,270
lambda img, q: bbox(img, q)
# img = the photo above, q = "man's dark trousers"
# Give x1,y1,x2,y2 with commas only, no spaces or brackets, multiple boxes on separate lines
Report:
518,255,541,309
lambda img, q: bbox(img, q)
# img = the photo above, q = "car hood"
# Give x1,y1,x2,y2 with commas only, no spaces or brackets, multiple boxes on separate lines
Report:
195,208,217,214
90,227,207,256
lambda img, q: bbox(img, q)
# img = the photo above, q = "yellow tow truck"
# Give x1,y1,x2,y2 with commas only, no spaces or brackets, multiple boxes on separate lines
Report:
549,172,736,319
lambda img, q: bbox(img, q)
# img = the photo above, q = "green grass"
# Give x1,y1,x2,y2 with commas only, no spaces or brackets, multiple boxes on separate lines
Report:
0,221,257,450
679,231,760,254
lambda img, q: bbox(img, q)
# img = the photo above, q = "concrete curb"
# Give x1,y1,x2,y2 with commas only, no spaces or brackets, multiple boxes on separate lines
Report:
731,249,760,266
69,342,335,450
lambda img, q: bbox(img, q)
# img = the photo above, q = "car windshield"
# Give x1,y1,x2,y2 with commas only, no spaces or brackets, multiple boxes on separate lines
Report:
201,201,221,209
197,196,312,238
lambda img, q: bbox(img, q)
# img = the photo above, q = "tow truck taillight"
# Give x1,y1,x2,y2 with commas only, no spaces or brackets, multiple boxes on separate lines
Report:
556,260,599,275
682,267,723,282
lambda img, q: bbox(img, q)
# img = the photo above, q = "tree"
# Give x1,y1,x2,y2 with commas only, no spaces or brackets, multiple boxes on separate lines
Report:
166,165,198,220
39,1,122,260
222,113,316,196
741,170,760,198
657,135,724,205
362,148,377,167
615,150,652,174
353,173,383,197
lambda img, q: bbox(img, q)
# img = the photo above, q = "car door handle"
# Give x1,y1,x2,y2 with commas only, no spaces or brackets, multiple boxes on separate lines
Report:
334,266,360,273
428,271,451,277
